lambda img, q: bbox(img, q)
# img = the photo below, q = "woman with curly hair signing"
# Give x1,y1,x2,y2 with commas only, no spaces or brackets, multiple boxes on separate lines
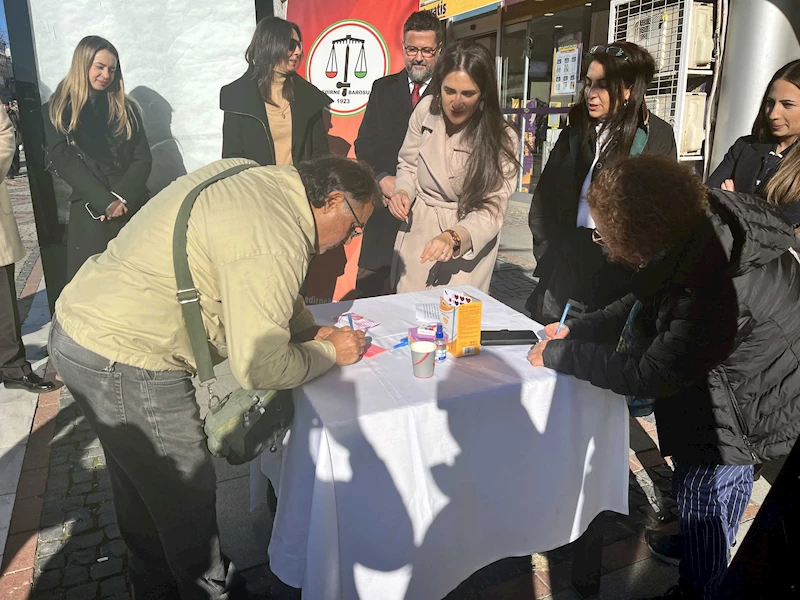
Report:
388,41,519,293
528,155,800,600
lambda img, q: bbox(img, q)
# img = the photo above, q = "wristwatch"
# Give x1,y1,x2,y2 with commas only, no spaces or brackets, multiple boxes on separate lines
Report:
444,229,462,255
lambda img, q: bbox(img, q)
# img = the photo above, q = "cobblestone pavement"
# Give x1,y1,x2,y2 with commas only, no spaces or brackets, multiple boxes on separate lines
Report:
30,389,128,600
7,164,42,298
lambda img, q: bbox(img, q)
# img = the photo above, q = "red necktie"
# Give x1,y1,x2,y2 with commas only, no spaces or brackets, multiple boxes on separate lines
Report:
411,83,422,108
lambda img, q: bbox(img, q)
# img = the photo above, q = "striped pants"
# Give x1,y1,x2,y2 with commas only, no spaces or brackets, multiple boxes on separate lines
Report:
675,463,754,599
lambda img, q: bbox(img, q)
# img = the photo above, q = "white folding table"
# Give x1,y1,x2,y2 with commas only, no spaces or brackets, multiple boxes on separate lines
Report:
250,285,629,600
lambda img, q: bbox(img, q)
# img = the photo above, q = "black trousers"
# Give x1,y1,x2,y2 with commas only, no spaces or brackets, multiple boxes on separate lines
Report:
9,147,20,176
0,263,30,379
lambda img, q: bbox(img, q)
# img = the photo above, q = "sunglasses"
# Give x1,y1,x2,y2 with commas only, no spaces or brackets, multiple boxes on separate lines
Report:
589,45,628,61
289,39,303,53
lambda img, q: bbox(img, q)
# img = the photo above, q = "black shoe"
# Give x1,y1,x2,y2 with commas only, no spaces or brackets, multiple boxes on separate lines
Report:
3,372,58,393
646,530,682,566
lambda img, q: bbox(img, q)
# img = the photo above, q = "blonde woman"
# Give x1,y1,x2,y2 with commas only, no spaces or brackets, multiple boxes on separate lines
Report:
44,35,151,281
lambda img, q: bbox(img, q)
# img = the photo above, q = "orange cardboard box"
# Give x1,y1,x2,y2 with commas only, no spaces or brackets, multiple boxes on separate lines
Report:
439,290,482,357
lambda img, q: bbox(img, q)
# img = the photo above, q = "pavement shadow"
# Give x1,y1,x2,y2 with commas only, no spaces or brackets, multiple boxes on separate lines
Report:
26,383,249,598
27,396,131,597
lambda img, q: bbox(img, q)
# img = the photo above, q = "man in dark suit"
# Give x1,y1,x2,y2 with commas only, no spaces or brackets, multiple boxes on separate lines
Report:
354,10,441,297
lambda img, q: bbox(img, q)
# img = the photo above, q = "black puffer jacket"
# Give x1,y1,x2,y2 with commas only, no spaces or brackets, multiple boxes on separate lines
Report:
543,189,800,465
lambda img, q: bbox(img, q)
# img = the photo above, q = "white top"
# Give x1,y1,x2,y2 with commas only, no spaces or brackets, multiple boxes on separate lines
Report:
577,124,610,229
252,285,630,600
409,77,430,95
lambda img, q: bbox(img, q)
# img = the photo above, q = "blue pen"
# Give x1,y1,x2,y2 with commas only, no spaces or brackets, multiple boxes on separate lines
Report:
555,302,571,335
392,337,409,350
347,313,354,330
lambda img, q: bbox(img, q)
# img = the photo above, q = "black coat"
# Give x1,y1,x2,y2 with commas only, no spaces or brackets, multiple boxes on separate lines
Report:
706,135,773,194
43,95,152,280
706,135,800,229
544,189,800,465
220,71,332,166
526,114,677,323
354,71,431,271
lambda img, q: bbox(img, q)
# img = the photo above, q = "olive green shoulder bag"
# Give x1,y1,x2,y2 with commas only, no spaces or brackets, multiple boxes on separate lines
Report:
172,164,294,465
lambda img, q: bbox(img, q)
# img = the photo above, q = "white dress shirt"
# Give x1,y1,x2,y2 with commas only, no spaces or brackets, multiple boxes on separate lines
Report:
409,78,431,96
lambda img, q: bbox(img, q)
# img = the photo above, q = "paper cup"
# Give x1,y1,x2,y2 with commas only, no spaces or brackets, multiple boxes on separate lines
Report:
410,341,436,378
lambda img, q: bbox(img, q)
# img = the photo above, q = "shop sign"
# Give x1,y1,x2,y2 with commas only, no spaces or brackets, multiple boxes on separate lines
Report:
551,34,583,97
420,0,497,20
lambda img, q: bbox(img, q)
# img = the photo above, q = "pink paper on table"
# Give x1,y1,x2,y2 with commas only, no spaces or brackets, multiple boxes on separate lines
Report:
363,343,388,359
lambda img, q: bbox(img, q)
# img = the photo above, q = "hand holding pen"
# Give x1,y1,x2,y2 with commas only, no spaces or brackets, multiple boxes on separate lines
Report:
529,304,571,368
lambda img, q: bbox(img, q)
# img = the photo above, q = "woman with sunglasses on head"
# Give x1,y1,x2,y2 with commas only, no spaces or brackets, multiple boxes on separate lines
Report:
707,60,800,227
388,41,519,294
526,41,676,324
44,35,152,282
221,17,332,166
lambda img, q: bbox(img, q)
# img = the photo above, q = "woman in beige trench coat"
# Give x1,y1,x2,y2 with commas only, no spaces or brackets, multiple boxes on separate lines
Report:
0,107,56,392
388,41,519,294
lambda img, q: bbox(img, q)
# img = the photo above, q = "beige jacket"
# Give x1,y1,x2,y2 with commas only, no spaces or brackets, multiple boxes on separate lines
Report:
56,159,337,390
391,96,518,293
0,108,24,267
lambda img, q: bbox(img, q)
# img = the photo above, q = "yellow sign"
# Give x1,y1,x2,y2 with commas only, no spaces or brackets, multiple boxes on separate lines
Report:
420,0,497,20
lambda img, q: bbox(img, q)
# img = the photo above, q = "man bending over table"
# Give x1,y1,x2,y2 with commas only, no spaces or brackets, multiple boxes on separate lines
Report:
48,156,376,599
528,155,800,600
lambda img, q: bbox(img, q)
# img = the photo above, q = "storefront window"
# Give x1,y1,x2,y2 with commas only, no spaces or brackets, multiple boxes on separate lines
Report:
500,5,593,191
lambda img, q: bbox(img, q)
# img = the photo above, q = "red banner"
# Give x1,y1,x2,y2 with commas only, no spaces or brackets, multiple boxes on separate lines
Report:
289,0,418,303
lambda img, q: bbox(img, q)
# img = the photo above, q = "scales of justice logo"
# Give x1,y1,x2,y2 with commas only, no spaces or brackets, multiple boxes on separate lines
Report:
307,20,390,117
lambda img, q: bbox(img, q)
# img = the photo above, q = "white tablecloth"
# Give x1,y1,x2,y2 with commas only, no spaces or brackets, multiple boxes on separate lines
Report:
250,285,629,600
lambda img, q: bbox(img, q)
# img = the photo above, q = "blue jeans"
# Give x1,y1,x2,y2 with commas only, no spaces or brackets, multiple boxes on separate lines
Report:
49,320,246,599
675,463,754,599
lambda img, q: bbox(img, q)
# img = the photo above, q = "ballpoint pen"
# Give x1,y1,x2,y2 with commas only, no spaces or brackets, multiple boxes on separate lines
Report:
555,303,571,335
392,337,409,350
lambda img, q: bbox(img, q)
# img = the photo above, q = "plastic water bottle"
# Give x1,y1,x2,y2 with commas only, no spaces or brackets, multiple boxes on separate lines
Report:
435,324,447,363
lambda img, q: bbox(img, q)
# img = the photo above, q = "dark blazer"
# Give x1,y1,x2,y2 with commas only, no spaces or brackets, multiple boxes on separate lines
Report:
545,189,800,465
354,71,430,272
220,71,332,166
526,113,677,323
706,135,775,193
43,95,152,280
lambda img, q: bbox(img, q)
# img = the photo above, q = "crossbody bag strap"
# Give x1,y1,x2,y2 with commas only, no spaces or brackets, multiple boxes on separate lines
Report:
172,163,256,385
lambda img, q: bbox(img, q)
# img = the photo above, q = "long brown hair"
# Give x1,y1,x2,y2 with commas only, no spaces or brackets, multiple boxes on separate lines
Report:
428,41,519,219
570,41,656,166
49,36,135,140
754,60,800,206
246,17,301,106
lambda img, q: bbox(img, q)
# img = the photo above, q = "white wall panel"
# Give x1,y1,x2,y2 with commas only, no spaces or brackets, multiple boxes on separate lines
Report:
29,0,256,193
